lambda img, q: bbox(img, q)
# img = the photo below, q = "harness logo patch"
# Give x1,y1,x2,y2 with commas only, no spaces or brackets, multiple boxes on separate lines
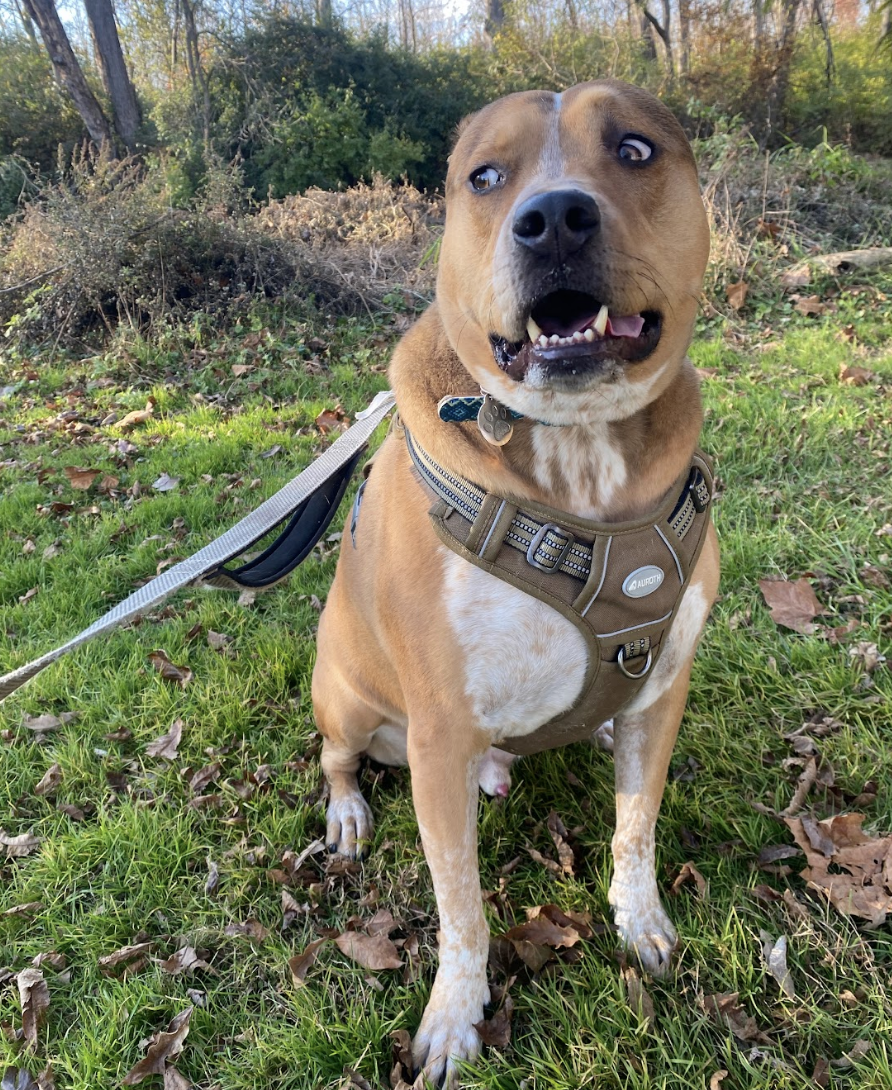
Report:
622,565,665,598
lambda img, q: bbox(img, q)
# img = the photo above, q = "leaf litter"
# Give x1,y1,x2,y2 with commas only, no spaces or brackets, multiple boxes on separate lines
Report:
122,1007,192,1086
758,578,826,635
16,969,49,1051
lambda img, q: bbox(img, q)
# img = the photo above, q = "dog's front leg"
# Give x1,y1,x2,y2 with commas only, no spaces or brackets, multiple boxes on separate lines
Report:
609,544,717,975
407,724,490,1088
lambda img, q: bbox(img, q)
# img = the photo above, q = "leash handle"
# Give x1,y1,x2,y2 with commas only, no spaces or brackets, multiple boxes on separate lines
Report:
0,390,396,704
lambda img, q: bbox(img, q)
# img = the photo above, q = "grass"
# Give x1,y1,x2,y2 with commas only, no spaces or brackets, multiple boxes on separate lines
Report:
0,274,891,1090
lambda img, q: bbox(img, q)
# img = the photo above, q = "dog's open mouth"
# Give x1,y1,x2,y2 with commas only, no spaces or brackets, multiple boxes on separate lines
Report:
490,290,662,382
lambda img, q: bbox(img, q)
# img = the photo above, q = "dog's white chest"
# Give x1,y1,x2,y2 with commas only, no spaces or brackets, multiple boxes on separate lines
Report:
442,550,587,740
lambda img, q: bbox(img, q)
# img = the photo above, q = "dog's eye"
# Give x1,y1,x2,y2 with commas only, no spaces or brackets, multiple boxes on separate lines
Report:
469,166,502,192
618,137,653,163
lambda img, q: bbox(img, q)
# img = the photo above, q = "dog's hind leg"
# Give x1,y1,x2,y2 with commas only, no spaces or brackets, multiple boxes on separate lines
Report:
313,657,382,860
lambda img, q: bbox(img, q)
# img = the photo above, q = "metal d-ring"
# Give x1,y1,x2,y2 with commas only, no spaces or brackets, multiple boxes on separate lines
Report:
617,646,653,680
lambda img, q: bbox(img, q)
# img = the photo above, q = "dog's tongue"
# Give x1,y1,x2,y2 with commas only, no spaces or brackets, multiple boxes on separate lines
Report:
606,314,645,338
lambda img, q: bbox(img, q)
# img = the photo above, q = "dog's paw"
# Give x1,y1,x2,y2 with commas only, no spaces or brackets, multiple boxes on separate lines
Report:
477,747,516,798
590,718,614,752
612,899,678,976
325,791,373,859
412,1001,484,1089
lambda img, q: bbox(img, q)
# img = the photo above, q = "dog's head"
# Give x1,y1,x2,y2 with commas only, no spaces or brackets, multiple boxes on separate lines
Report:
437,80,709,426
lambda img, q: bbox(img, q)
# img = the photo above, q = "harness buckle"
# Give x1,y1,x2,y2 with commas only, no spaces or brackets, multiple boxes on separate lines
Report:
526,523,575,573
617,645,653,679
689,468,710,513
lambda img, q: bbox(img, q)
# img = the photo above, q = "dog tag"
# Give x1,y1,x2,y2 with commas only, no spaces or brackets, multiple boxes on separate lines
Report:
477,393,513,446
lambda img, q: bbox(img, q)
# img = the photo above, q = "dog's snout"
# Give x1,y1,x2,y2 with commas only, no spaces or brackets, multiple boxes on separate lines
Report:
512,189,600,258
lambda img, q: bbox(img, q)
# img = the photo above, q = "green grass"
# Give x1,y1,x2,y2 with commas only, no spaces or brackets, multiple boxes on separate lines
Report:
1,284,891,1090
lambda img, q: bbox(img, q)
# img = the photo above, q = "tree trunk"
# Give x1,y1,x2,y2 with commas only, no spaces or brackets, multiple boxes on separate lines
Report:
315,0,332,27
83,0,142,152
639,2,673,76
21,0,114,149
484,0,505,45
13,0,40,46
180,0,211,148
765,0,802,138
678,0,691,75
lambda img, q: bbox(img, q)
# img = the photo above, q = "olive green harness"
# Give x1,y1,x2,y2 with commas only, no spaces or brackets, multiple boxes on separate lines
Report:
402,424,714,756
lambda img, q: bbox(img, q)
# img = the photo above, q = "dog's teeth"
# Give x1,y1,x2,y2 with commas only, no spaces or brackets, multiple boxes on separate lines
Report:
538,334,548,346
593,304,609,335
584,327,595,342
527,317,543,341
549,334,560,345
572,331,584,343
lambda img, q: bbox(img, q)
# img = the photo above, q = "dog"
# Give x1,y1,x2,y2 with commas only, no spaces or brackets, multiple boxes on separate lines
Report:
312,79,719,1087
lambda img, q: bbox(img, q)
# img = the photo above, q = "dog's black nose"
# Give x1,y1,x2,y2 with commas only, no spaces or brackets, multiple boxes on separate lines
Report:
512,189,600,257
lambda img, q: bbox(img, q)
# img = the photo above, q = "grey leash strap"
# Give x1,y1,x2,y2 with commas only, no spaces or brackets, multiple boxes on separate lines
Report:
0,389,396,704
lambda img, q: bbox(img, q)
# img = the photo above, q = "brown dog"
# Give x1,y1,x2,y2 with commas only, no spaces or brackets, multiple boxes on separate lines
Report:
312,79,718,1086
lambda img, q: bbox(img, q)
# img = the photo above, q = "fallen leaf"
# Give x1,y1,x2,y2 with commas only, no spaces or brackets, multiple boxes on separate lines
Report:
148,650,193,688
17,968,49,1051
231,364,253,377
784,813,892,925
281,889,301,930
34,764,62,797
57,803,85,821
117,406,154,432
669,861,708,897
526,847,562,876
758,578,826,634
793,294,825,317
41,542,62,560
848,641,885,673
726,281,749,310
98,941,155,976
780,267,811,289
18,587,38,604
622,965,655,1028
701,991,769,1043
334,931,402,970
839,364,876,386
159,947,212,975
760,931,795,999
1,1069,39,1090
288,938,328,986
224,919,269,942
162,1068,191,1090
204,860,220,896
122,1007,192,1085
473,994,513,1047
206,630,234,655
315,406,349,435
812,1058,830,1087
31,953,64,971
709,1072,729,1090
152,473,180,493
364,909,399,937
3,903,43,918
831,1039,871,1069
546,812,575,876
187,761,221,793
21,714,71,735
62,466,99,490
1,831,42,858
146,719,184,760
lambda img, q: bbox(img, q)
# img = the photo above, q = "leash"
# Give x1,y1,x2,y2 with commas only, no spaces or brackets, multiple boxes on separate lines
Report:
0,389,396,704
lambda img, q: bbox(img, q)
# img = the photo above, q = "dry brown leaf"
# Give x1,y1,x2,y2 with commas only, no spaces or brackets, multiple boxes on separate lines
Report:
546,812,575,876
3,902,43,918
780,267,811,289
726,281,749,310
17,969,49,1051
849,641,885,673
187,762,221,793
315,406,349,435
22,713,72,735
161,1068,191,1090
152,473,180,493
709,1071,729,1090
669,861,708,897
230,364,253,377
62,466,99,490
31,953,64,971
364,909,399,937
159,947,212,975
701,991,770,1043
793,294,826,317
148,651,193,689
473,994,513,1047
122,1007,192,1085
622,966,655,1028
98,941,155,976
759,931,795,999
145,719,184,760
784,813,892,925
206,630,234,654
758,578,826,634
334,931,402,970
34,764,62,798
839,364,876,386
1,1069,40,1090
117,406,154,432
224,919,269,942
526,847,562,876
1,831,42,858
288,938,328,986
505,915,580,949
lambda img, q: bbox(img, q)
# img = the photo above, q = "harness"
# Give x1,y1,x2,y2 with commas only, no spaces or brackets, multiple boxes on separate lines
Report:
401,423,714,756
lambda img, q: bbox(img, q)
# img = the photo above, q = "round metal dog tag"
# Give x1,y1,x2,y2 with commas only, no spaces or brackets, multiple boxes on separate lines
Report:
622,565,665,598
477,393,513,446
